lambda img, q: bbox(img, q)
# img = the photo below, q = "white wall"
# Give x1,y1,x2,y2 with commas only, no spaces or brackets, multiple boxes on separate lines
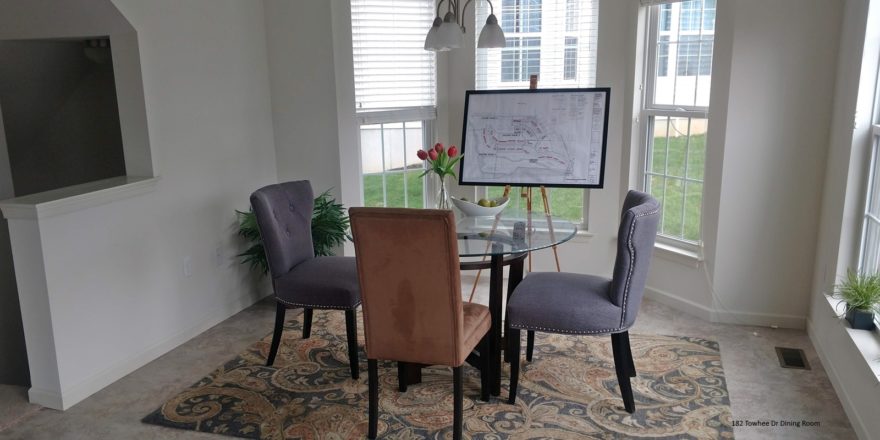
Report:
263,0,345,202
0,0,278,408
711,0,840,327
808,0,880,438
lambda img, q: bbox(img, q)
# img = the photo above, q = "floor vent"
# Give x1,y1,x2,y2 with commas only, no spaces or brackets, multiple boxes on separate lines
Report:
775,347,810,370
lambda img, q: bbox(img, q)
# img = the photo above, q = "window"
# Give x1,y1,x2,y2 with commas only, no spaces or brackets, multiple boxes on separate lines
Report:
677,35,713,76
502,0,543,33
640,0,715,248
859,125,880,273
659,4,672,32
564,37,577,80
858,105,880,274
502,37,542,82
565,0,578,32
657,35,669,77
351,0,436,207
476,0,599,224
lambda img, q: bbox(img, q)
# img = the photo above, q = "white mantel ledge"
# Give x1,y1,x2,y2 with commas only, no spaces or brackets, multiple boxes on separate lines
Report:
0,176,160,220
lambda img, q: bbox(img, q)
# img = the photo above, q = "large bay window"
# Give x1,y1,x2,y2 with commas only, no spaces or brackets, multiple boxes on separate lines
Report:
475,0,599,225
858,111,880,275
351,0,437,208
639,0,715,250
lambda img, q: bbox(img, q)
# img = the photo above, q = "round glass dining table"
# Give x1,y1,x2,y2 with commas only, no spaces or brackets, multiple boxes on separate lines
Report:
455,210,578,396
455,209,578,258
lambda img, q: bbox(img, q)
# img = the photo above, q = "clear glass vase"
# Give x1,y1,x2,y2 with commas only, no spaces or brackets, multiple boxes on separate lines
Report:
435,175,451,210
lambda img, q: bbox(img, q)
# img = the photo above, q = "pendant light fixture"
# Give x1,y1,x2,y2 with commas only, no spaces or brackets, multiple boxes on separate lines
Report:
424,0,506,51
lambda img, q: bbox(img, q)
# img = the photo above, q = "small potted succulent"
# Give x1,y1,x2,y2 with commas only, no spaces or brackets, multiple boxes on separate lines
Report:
831,269,880,330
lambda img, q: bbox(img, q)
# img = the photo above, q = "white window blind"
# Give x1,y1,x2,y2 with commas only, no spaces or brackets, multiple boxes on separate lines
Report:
475,0,599,90
351,0,436,111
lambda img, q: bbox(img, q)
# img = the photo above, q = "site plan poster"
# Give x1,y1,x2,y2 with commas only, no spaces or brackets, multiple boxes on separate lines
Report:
459,88,610,188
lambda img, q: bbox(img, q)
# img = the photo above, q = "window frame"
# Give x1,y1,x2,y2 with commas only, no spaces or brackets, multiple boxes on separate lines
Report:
638,2,714,253
857,122,880,274
350,0,438,209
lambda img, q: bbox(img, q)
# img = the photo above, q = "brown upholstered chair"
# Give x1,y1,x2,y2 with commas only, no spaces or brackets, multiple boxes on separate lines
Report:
349,208,492,440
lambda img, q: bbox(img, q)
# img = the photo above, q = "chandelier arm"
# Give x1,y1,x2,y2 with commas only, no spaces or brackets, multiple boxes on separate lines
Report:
461,0,474,32
436,0,445,17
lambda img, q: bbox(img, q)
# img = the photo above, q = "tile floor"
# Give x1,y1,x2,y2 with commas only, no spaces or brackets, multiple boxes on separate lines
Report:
0,279,858,440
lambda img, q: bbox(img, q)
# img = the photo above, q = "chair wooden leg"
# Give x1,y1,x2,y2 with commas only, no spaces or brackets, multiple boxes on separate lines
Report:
622,331,636,377
266,302,286,366
397,362,408,392
453,366,463,440
507,328,521,405
368,359,378,439
302,308,314,339
611,332,636,413
526,330,535,361
345,309,359,380
480,333,490,402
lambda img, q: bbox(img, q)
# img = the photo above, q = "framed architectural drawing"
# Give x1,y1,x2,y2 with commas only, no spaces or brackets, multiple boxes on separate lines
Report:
458,88,610,188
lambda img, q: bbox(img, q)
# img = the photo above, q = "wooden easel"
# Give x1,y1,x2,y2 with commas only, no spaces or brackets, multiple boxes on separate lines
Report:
466,75,562,303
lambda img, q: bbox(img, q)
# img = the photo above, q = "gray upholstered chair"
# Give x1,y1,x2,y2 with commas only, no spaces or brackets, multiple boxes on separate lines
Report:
250,180,360,379
506,190,660,413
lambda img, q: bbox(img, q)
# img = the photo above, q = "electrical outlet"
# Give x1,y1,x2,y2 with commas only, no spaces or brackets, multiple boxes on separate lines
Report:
183,256,193,277
214,246,224,268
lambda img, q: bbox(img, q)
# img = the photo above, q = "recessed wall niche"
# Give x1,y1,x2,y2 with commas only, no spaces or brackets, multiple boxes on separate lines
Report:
0,38,126,196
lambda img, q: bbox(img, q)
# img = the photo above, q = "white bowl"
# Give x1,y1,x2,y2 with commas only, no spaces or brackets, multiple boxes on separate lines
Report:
451,196,509,217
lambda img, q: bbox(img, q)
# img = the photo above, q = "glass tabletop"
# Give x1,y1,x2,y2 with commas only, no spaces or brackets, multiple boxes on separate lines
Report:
455,209,578,258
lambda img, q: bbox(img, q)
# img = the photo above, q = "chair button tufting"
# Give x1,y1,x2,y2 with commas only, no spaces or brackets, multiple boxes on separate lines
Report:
289,203,296,212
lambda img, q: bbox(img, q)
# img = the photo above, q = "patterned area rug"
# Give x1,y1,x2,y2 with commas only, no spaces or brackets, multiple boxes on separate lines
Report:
143,310,733,439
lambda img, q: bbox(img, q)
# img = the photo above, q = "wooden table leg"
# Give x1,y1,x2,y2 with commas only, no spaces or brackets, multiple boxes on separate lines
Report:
489,249,504,396
401,362,427,386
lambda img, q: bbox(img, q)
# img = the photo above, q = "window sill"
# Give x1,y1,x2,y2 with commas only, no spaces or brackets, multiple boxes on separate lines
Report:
571,230,594,243
823,295,880,383
0,176,160,220
652,242,703,267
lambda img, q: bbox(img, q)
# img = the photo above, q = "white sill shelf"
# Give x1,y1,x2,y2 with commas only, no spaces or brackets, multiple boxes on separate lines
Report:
0,176,160,220
823,295,880,384
653,242,704,267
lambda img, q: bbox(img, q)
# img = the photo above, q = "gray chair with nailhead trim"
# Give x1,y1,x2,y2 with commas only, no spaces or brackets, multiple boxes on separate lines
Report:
505,190,660,413
250,180,361,379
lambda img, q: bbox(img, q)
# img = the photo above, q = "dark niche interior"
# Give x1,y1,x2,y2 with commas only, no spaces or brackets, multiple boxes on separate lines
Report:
0,37,127,197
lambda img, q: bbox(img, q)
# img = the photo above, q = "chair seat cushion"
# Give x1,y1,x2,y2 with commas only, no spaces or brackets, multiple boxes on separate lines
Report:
274,256,361,309
507,272,624,335
459,302,491,364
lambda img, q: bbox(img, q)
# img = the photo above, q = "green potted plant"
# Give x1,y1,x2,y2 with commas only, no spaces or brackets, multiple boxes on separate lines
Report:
236,190,351,274
831,269,880,330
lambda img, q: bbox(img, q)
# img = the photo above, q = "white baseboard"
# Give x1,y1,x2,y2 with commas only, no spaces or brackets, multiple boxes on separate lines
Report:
712,308,806,329
643,285,806,329
807,318,873,440
27,386,63,410
32,290,272,411
643,286,714,321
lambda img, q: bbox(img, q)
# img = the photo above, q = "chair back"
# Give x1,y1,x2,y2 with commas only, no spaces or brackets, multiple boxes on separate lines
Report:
250,181,315,278
608,190,661,328
350,208,466,366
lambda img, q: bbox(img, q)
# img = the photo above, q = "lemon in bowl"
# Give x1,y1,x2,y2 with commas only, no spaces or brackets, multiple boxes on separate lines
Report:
450,196,509,217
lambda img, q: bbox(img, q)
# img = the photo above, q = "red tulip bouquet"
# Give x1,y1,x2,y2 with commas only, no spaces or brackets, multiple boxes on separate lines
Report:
416,143,460,209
